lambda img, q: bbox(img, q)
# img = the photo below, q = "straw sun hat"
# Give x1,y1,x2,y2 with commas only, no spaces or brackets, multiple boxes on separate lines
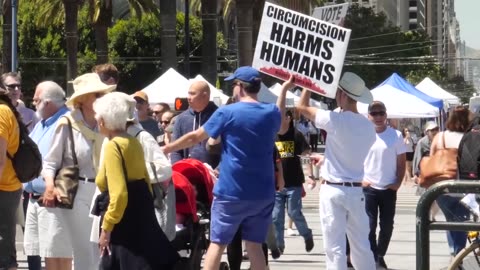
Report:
66,73,116,107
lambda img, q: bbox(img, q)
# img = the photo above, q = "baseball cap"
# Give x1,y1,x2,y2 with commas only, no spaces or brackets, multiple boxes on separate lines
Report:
424,121,438,131
132,91,149,103
225,66,261,84
368,101,386,113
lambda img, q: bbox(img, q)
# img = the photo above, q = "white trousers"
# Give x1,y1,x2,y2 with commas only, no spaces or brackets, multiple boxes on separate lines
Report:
319,184,375,270
24,198,72,258
60,182,99,270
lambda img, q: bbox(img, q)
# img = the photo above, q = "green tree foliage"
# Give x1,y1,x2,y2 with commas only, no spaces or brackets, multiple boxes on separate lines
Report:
441,76,476,104
343,4,442,88
14,5,226,97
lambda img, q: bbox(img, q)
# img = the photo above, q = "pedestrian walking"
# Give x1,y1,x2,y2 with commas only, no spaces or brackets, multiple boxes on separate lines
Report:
362,101,407,269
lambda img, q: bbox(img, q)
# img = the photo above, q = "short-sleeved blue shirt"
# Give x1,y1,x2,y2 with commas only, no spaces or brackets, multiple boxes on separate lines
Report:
203,102,281,200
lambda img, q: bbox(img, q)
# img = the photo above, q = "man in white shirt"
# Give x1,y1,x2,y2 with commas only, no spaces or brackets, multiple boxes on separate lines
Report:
296,72,376,270
362,101,406,269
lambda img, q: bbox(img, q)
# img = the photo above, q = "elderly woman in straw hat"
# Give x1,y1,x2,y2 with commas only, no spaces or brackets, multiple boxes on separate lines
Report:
41,73,115,270
92,92,179,269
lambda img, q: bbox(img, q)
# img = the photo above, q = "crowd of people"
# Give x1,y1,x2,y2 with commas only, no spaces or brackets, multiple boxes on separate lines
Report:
0,63,478,270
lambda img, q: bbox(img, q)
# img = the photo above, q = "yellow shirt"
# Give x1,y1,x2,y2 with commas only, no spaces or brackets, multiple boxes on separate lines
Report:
96,136,151,232
0,104,20,191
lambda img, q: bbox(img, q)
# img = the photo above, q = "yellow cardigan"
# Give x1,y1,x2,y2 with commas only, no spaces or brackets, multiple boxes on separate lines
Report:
95,136,152,232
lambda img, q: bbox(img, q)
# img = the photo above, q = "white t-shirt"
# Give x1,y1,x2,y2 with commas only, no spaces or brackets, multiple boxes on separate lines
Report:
315,109,376,182
364,127,407,189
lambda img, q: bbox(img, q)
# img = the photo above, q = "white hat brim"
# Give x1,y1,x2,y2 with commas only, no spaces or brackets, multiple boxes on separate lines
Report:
66,85,116,106
343,86,373,105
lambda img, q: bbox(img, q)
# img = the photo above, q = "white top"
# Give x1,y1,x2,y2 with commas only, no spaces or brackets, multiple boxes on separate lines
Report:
364,127,407,189
42,111,98,180
315,109,376,182
127,125,172,183
435,130,464,149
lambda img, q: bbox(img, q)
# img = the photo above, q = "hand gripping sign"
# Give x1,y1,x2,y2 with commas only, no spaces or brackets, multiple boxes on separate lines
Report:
252,3,351,99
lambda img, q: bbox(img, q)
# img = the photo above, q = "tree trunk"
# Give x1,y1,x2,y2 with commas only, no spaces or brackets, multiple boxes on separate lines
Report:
236,0,254,66
63,0,79,93
94,0,112,64
160,0,177,71
2,0,12,73
201,0,217,84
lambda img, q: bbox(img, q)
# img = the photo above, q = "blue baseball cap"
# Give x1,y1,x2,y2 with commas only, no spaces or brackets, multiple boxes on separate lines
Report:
225,66,261,84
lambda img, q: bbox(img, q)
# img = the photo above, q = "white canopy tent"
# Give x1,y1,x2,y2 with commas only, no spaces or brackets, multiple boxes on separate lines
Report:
142,68,189,105
292,89,329,109
142,68,230,106
258,83,280,105
416,77,460,106
192,75,230,106
357,84,439,118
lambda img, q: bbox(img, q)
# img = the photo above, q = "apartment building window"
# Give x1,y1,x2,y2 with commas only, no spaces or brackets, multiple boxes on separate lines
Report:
409,12,417,19
409,0,417,7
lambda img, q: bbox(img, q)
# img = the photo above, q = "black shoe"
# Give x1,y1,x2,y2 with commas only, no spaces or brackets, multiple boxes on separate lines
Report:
305,237,314,252
347,260,354,269
377,257,388,269
271,248,281,259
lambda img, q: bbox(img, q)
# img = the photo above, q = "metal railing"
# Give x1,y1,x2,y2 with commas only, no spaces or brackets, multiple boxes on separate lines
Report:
416,180,480,270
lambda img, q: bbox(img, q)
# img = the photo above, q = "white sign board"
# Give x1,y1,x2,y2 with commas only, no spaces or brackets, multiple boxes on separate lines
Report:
252,2,351,98
312,3,349,26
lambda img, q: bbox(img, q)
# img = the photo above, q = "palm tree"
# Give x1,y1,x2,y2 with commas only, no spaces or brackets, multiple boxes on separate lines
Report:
2,0,12,73
200,0,217,83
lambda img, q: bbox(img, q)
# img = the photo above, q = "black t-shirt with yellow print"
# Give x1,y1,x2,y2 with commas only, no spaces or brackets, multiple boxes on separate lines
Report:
276,128,310,188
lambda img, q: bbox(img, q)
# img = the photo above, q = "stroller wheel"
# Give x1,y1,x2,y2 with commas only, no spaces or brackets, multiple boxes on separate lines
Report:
219,262,229,270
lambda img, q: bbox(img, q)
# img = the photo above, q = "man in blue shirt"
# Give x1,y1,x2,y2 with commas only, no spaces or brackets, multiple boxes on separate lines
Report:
163,67,290,270
23,81,71,270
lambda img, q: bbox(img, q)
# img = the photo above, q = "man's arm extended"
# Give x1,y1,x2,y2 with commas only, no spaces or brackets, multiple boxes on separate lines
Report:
163,127,210,155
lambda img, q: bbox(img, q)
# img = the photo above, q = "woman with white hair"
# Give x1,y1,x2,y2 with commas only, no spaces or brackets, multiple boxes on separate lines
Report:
93,92,179,269
41,73,115,270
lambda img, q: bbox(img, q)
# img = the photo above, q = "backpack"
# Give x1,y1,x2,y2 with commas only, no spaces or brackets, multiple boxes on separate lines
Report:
457,121,480,180
6,113,43,183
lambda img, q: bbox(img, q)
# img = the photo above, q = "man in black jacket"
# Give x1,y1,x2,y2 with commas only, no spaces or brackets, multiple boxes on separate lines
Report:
170,80,220,168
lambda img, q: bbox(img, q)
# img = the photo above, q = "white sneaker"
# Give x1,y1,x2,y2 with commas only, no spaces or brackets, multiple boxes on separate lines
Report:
286,228,298,236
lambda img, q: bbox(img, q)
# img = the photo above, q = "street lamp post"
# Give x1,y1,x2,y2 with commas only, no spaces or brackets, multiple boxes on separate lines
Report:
184,0,190,77
11,0,18,72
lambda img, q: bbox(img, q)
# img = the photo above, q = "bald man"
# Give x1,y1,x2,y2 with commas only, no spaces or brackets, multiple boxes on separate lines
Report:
170,80,220,167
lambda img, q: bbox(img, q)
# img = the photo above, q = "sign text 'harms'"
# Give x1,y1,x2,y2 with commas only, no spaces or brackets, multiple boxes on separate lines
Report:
252,3,351,98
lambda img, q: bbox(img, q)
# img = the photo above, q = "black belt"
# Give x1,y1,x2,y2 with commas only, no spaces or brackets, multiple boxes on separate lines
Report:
321,180,362,187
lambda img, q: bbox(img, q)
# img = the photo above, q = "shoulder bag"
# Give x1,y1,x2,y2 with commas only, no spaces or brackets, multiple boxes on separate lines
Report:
39,117,79,209
418,132,458,188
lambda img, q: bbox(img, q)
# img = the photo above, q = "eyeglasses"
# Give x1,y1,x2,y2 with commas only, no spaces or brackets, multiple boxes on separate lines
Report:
95,93,104,98
6,84,21,90
153,111,162,115
161,120,170,125
369,111,386,117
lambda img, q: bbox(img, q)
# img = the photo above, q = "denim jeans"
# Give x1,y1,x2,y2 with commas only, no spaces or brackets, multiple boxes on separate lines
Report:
436,194,470,255
272,186,312,249
363,187,397,261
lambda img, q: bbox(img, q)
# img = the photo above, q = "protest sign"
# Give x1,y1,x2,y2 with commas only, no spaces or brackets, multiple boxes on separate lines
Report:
312,3,349,26
252,2,351,98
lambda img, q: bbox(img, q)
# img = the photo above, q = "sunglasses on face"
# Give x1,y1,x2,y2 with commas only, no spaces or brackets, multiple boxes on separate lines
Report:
369,111,386,117
161,120,170,125
6,84,21,90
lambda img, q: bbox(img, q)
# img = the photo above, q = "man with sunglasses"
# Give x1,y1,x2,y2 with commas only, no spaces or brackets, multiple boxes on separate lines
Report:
1,72,38,132
296,72,376,270
132,91,162,140
362,101,407,269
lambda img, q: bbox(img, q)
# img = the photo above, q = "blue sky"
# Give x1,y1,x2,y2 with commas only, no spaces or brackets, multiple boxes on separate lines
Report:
455,0,480,49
